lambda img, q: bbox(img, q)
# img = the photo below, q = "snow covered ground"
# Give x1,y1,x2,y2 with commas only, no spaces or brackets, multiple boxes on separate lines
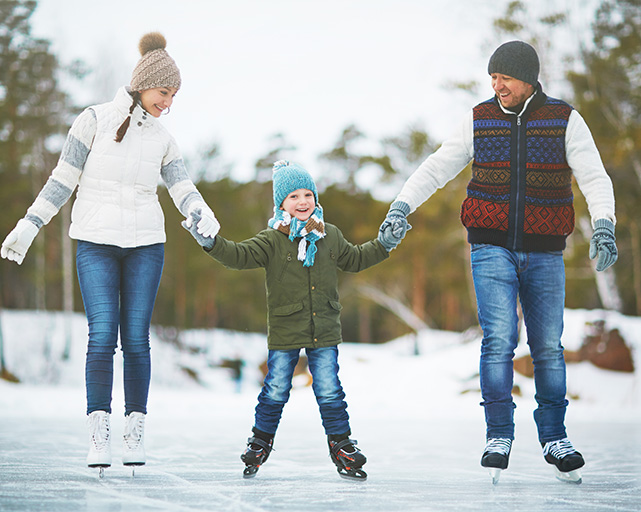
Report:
1,308,640,511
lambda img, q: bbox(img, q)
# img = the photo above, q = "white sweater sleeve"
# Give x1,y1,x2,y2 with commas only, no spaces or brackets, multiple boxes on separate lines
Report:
395,112,474,213
160,136,207,217
25,108,96,228
566,110,616,226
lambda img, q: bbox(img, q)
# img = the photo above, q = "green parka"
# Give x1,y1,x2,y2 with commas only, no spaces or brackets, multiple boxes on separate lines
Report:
206,223,389,350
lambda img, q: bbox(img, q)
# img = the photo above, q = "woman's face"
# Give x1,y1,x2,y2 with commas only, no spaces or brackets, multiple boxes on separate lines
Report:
139,86,178,117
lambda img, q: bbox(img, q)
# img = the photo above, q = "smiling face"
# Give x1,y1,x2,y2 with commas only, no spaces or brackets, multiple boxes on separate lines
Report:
280,188,316,222
491,73,534,110
139,86,178,117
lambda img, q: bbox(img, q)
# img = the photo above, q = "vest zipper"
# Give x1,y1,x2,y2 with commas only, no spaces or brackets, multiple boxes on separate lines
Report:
512,115,523,251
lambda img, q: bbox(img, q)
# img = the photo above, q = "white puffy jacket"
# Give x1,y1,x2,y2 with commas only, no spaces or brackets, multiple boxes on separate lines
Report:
25,86,207,248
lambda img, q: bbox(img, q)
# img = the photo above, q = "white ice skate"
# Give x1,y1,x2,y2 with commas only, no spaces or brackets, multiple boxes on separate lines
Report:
123,411,146,475
87,410,111,478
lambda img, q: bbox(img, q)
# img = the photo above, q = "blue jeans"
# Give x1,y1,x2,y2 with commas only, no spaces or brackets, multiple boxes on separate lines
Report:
471,244,568,443
76,241,164,416
254,346,350,436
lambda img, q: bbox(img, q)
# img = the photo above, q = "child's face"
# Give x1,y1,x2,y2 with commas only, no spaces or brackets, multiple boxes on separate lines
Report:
281,188,316,222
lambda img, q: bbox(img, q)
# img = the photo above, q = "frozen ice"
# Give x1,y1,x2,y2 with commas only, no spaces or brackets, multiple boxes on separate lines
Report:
1,309,640,511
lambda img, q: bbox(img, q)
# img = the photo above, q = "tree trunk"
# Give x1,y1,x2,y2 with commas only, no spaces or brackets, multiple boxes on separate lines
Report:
61,203,73,360
578,217,622,311
629,221,641,315
411,251,426,320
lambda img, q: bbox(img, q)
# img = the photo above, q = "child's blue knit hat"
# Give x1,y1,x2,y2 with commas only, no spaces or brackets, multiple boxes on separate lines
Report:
272,160,318,208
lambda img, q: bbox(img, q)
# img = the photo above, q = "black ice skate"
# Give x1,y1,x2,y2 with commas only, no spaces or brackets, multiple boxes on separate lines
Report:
542,438,584,484
328,436,367,481
480,438,512,484
240,429,274,478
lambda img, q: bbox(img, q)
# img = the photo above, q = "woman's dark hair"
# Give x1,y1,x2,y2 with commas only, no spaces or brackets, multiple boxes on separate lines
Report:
114,91,141,143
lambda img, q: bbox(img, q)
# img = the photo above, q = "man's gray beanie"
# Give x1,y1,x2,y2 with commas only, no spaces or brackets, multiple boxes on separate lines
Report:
488,41,539,87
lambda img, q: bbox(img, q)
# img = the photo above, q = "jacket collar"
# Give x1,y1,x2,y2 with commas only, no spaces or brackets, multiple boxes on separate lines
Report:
494,82,548,118
113,86,154,126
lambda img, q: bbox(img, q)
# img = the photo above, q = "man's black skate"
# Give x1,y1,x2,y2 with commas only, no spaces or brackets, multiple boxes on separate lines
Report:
240,430,274,478
480,438,512,484
542,438,584,484
328,436,367,481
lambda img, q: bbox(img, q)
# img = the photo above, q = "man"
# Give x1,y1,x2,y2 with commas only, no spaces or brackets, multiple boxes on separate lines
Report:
381,41,617,483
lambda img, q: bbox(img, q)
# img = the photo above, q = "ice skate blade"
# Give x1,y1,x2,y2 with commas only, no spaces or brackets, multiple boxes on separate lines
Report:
88,463,110,479
487,468,502,485
337,468,367,481
94,466,108,479
554,467,582,484
124,463,144,478
243,466,260,478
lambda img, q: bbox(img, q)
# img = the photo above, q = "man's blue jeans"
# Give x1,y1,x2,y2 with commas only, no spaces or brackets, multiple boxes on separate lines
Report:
254,346,350,436
76,241,164,416
471,244,568,443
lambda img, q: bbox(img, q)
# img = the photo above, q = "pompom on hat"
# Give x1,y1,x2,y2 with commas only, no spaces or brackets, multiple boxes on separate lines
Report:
272,160,318,209
130,32,181,92
488,40,539,87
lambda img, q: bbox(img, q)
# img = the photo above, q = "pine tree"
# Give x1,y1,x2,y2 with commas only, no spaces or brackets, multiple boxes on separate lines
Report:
0,0,80,310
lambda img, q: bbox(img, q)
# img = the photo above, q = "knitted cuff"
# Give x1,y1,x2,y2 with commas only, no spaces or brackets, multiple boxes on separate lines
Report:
389,200,411,217
594,218,615,233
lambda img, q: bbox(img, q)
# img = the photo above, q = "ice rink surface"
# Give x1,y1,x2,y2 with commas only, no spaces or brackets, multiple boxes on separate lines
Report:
1,386,639,512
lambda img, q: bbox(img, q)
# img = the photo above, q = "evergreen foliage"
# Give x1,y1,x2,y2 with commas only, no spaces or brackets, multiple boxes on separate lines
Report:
1,0,639,343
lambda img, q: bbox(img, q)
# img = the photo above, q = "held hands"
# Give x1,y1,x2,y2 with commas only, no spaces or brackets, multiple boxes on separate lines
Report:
182,211,216,251
589,218,618,272
378,201,412,252
1,219,39,265
187,201,220,238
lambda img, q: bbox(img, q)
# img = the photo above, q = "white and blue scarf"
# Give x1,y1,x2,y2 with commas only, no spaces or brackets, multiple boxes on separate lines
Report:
268,205,326,267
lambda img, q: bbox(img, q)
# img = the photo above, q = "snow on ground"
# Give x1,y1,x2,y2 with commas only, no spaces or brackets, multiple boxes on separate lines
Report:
0,308,640,511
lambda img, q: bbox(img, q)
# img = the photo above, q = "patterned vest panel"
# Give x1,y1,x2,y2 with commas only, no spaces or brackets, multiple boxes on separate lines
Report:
461,97,575,251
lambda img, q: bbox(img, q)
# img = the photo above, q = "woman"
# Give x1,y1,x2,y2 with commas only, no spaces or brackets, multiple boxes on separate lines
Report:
1,32,219,473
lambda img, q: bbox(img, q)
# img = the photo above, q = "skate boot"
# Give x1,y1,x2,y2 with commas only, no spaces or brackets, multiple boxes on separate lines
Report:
87,410,111,478
328,434,367,481
480,438,512,484
240,428,274,478
542,437,584,484
123,411,146,472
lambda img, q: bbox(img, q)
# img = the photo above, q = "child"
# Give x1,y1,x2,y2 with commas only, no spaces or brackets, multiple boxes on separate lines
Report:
183,160,404,480
1,33,219,476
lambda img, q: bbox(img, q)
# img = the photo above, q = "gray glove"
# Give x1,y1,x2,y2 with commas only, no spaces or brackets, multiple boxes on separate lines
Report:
589,218,617,272
378,201,411,251
182,211,216,251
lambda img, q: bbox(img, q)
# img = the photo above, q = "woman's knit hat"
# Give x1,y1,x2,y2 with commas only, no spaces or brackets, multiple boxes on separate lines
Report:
272,160,318,208
488,40,539,87
130,32,181,92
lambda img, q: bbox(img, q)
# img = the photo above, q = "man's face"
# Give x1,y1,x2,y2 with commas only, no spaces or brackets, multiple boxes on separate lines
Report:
491,73,534,109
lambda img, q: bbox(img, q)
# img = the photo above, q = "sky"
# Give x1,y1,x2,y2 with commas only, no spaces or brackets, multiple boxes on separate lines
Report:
28,0,519,189
28,0,599,195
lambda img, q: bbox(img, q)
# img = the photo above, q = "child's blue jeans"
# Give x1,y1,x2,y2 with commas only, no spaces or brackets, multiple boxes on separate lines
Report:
254,345,350,436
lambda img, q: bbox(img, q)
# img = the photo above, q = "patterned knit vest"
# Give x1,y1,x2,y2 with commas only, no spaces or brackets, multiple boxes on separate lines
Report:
460,95,575,252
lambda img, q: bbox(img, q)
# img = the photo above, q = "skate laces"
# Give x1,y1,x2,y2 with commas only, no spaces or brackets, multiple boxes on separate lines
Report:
484,438,512,456
123,413,145,450
543,438,576,459
88,412,110,451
